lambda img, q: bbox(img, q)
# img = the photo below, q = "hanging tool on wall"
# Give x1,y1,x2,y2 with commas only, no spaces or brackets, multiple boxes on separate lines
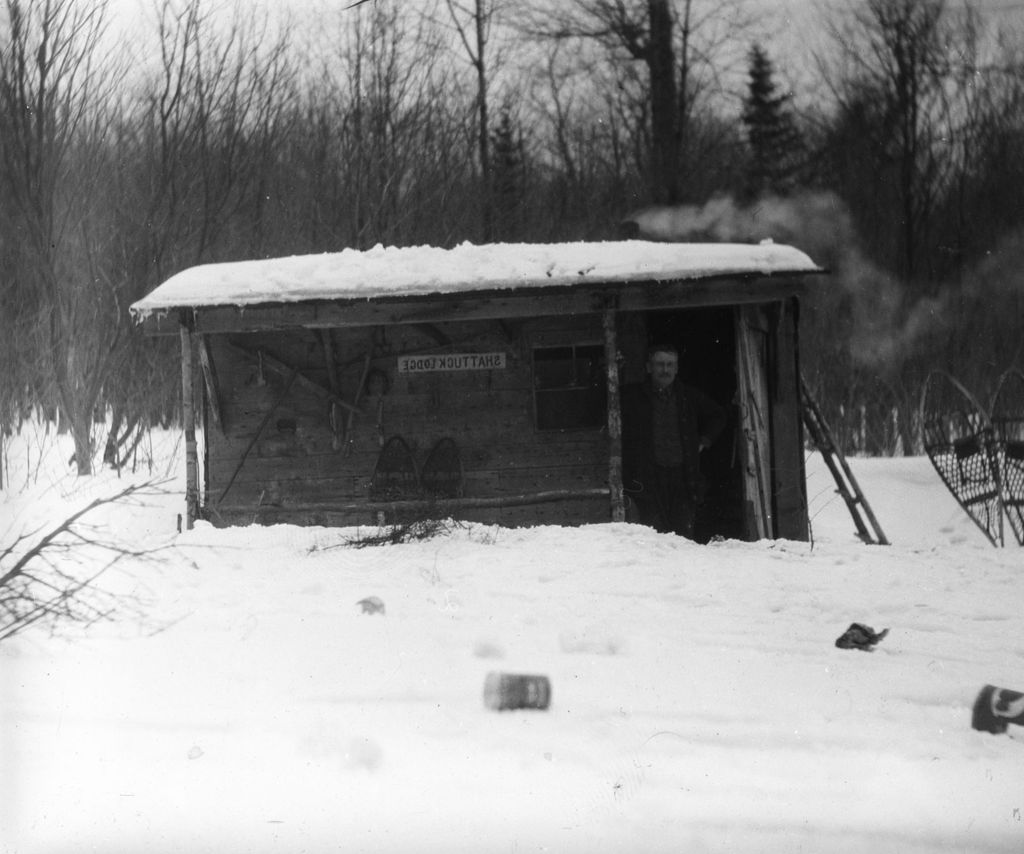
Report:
218,365,299,506
318,330,346,451
227,341,365,419
343,352,374,457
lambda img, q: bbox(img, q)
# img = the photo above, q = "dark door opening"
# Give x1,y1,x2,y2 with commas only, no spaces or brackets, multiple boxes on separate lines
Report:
632,307,746,542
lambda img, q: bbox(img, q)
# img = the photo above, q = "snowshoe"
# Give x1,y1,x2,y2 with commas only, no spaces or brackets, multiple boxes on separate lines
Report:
921,371,1004,546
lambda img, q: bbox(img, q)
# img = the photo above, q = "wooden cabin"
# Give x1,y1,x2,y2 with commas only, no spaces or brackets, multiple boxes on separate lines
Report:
130,240,824,541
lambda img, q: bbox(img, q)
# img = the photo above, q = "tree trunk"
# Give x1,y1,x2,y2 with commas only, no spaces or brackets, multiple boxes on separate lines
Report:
648,0,679,204
475,0,493,242
70,413,93,476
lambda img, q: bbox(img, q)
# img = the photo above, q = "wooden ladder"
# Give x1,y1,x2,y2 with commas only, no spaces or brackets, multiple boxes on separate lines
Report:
800,377,890,545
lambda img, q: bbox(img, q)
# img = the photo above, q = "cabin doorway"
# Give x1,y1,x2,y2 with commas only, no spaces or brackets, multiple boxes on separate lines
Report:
620,306,747,542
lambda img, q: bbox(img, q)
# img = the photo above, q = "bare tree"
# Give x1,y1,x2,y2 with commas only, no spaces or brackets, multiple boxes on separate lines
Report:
0,0,128,474
281,0,476,249
84,1,299,467
136,0,295,275
524,0,750,205
819,0,965,287
934,13,1024,275
342,0,440,246
522,39,648,237
0,0,298,476
443,0,502,241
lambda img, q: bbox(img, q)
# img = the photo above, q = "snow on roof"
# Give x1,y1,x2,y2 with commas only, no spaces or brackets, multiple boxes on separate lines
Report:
130,240,822,319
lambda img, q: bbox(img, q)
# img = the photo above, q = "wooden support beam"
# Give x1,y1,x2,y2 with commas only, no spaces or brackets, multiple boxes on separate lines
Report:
735,305,772,539
413,323,451,347
180,317,200,530
226,341,365,416
238,487,611,516
317,329,341,396
603,305,625,523
197,336,224,435
497,319,523,343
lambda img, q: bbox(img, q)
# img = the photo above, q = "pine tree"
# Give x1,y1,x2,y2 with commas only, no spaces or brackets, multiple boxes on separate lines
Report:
741,44,806,200
490,107,525,240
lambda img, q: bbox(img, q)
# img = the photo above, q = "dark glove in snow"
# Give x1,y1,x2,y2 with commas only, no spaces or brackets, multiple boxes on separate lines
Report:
835,623,889,651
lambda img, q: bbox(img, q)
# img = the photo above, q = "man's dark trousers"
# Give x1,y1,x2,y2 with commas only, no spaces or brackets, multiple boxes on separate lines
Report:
632,464,697,538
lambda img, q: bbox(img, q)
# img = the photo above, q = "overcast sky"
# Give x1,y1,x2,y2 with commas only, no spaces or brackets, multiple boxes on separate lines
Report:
109,0,1024,104
111,0,1024,46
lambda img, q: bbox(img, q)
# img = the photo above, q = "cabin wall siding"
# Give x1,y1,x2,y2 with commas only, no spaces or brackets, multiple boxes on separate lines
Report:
190,296,810,541
202,314,614,526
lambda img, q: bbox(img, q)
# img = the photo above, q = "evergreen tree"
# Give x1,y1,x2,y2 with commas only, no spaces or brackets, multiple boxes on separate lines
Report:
741,44,805,200
490,106,525,240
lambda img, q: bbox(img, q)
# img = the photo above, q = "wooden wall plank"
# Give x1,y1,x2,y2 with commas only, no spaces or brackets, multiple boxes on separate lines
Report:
202,316,615,523
213,495,610,529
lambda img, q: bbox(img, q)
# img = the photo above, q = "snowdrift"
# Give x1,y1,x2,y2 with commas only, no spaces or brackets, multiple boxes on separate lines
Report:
2,433,1022,854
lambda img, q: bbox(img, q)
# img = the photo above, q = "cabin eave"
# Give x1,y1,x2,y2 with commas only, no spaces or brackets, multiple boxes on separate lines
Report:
137,269,822,336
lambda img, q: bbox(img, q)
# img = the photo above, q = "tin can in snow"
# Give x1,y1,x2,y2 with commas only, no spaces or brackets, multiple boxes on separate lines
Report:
972,684,1024,734
483,672,551,711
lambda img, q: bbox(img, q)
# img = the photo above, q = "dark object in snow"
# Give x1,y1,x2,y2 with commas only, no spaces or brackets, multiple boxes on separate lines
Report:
356,596,385,615
484,672,551,711
834,623,889,651
972,684,1024,734
921,371,1004,547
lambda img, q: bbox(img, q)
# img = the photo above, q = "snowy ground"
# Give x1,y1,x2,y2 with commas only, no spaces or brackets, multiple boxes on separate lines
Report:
2,428,1023,854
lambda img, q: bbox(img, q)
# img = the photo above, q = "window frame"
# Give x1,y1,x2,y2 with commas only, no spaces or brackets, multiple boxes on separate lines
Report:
531,342,607,432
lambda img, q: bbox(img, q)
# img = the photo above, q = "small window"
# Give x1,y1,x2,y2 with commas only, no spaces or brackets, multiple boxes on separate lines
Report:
533,344,606,431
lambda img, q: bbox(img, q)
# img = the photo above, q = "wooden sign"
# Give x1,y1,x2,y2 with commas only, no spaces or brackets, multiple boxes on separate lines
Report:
397,352,506,374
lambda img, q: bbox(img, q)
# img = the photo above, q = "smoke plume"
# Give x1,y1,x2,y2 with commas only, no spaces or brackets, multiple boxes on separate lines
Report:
622,192,974,373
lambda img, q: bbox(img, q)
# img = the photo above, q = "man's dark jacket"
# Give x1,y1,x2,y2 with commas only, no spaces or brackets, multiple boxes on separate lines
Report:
620,379,727,500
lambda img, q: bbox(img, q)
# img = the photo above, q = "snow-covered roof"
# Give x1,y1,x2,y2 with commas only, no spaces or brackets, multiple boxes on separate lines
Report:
130,240,822,321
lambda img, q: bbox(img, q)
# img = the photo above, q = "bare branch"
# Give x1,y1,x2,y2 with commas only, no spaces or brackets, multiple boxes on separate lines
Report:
0,480,174,640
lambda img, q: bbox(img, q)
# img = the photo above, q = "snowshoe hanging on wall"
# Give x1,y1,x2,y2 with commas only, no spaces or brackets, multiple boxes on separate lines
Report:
369,435,419,501
991,369,1024,546
921,371,1004,547
420,437,464,499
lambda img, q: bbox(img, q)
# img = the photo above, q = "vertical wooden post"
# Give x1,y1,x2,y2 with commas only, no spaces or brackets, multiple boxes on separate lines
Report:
603,305,625,523
735,305,772,540
180,316,199,530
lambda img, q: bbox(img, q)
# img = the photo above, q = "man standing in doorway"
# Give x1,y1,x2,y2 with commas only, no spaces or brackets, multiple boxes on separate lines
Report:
621,343,727,538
